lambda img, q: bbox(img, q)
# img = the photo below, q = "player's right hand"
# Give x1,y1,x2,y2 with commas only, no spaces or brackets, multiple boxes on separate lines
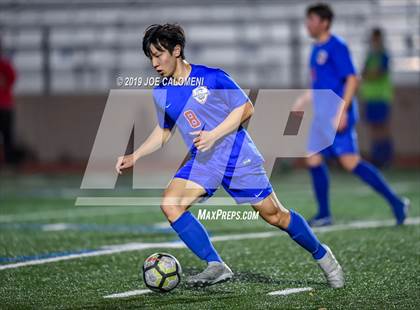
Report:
115,154,135,175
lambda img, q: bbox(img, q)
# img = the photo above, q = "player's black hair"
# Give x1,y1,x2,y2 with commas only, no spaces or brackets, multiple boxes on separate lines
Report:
306,3,334,27
142,23,186,59
371,27,383,38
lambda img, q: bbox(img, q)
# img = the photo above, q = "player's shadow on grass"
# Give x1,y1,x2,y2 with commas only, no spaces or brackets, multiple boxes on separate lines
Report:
233,271,322,286
182,267,325,292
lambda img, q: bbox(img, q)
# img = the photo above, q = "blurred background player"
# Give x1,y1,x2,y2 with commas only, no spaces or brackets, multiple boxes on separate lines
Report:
298,3,409,227
116,23,344,288
0,36,17,167
360,28,394,168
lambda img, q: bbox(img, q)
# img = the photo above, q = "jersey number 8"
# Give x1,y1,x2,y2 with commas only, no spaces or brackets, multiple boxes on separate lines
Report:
184,110,201,128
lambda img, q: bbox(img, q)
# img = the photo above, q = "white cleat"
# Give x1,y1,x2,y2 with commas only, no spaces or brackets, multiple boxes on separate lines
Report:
396,197,410,225
317,244,345,288
187,262,234,287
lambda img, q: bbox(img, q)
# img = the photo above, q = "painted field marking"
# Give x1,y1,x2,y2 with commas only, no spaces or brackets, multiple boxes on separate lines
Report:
0,217,419,271
103,289,152,298
267,287,313,296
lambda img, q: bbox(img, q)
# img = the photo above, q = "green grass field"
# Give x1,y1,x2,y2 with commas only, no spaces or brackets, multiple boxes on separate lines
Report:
0,168,419,309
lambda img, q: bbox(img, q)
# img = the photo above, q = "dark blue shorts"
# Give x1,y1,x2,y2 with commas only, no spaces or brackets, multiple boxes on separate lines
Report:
365,101,390,124
320,124,359,158
308,119,359,158
174,158,273,204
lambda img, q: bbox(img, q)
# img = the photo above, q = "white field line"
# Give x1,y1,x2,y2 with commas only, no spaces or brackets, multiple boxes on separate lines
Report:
103,289,152,298
104,286,313,299
153,221,171,229
75,197,236,206
103,286,314,299
0,198,237,223
0,205,159,223
0,217,419,271
41,223,73,231
2,180,415,200
267,287,313,296
3,179,417,223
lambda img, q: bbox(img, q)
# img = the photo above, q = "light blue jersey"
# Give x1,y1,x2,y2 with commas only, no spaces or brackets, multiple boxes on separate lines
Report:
310,34,359,126
153,64,271,204
309,34,359,157
153,64,264,169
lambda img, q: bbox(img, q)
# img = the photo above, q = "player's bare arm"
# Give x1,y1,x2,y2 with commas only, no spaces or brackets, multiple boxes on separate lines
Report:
116,125,172,174
190,101,253,152
335,75,359,131
292,90,312,111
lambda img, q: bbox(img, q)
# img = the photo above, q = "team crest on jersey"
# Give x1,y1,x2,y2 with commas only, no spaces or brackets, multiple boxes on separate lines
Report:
192,86,210,104
316,49,328,65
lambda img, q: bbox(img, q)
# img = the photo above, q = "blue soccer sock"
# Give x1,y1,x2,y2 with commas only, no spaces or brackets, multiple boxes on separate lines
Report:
171,211,222,263
283,210,326,260
309,164,331,218
352,161,403,207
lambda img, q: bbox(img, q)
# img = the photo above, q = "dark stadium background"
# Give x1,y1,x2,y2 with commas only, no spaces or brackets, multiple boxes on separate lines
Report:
0,0,418,169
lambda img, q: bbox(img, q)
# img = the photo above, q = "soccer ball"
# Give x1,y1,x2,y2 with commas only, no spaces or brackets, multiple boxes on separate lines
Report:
142,253,182,293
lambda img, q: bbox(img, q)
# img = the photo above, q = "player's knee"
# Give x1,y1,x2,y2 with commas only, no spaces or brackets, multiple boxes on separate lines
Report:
341,163,354,172
264,211,289,229
306,155,323,167
339,156,360,172
160,196,185,222
278,211,291,229
264,214,280,227
160,204,185,222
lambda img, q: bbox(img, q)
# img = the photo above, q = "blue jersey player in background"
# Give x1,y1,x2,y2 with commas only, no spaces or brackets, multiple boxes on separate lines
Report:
296,3,409,227
116,23,344,288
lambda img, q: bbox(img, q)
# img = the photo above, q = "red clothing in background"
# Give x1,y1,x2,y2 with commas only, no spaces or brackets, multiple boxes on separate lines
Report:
0,57,17,110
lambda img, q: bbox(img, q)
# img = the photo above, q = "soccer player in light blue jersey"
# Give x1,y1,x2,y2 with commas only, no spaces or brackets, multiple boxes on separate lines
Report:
116,23,344,288
298,3,409,227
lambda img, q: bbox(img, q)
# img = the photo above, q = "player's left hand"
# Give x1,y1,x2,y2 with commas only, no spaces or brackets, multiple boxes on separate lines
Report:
334,111,348,132
190,130,217,152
